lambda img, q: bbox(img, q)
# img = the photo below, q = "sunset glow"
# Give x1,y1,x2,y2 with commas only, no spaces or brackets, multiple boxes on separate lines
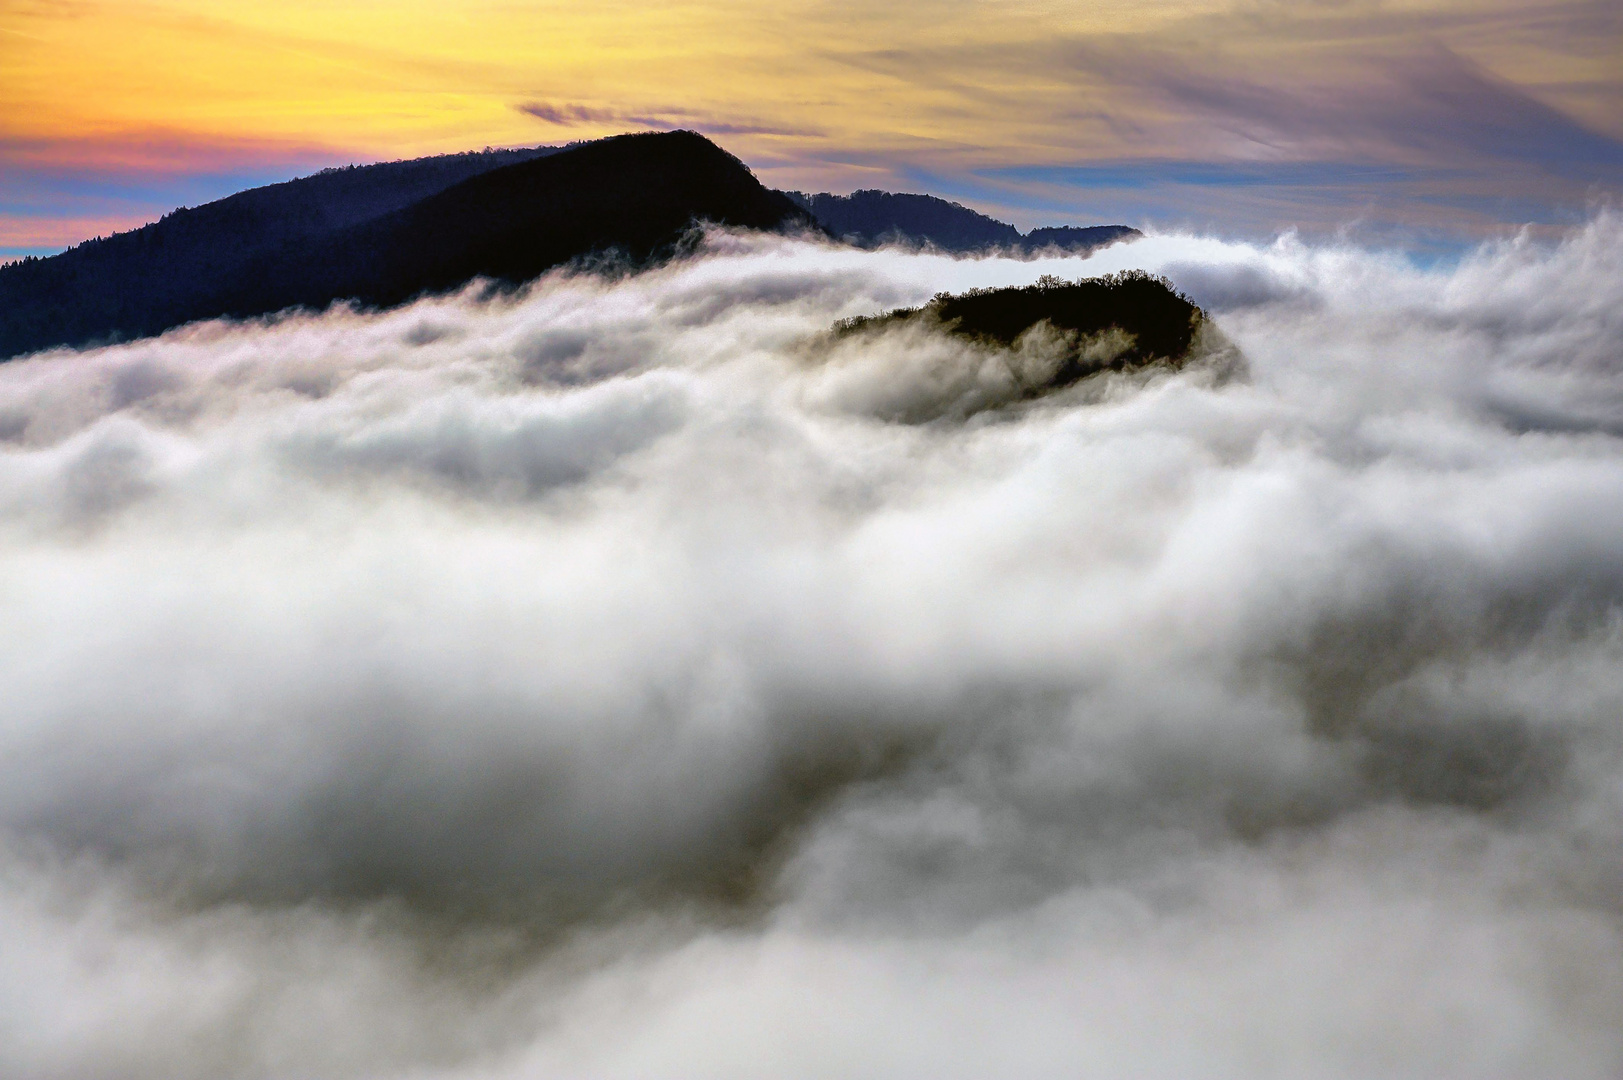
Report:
4,0,1620,253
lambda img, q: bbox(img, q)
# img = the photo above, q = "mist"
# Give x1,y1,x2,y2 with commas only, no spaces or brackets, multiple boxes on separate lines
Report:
2,216,1622,1079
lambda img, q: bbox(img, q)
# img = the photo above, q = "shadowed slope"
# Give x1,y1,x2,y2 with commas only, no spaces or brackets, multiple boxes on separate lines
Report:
0,132,812,359
0,146,562,359
216,131,813,317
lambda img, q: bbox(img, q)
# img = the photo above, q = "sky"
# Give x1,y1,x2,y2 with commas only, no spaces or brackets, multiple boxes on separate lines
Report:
2,1,1621,250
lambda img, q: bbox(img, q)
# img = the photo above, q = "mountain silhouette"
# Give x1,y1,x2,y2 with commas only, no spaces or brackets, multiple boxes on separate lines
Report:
0,145,563,360
1,132,1145,361
783,190,1139,254
0,132,811,359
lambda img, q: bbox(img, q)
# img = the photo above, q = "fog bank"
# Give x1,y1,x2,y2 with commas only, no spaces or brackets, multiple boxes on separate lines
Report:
2,216,1622,1079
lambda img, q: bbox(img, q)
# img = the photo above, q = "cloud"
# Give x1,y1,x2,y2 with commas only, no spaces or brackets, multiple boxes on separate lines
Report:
514,102,624,126
779,9,1623,233
0,218,1622,1077
0,131,337,178
990,161,1438,190
515,102,821,138
1138,44,1623,174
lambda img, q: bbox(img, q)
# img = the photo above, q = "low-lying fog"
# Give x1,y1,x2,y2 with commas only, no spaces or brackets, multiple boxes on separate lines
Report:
2,216,1622,1079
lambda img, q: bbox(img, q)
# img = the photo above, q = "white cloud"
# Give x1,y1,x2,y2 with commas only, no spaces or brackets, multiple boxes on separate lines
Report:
1,218,1621,1077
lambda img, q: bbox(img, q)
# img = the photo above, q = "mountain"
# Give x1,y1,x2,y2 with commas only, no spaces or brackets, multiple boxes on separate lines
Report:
835,271,1204,391
1,131,1142,362
785,190,1022,250
782,190,1139,254
0,146,563,360
0,131,811,360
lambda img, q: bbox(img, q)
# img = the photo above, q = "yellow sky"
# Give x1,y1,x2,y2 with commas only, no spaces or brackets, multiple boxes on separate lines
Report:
0,2,1193,153
6,0,1614,155
2,0,1620,245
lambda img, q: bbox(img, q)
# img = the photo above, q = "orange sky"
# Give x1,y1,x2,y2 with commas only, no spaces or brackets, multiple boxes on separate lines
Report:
3,0,1620,251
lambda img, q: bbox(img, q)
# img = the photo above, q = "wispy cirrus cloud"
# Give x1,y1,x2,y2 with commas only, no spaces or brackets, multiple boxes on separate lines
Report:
514,102,623,126
798,28,1623,238
1136,45,1623,174
515,101,822,138
0,131,337,177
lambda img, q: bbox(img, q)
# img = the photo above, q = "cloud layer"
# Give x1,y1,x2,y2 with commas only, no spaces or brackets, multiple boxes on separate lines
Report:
1,218,1622,1078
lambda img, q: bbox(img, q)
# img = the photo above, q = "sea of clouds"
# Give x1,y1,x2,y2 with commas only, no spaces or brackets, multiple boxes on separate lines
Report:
1,214,1621,1079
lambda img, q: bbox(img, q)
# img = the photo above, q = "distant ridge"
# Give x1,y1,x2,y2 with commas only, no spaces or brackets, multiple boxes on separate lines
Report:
1022,225,1140,252
782,190,1139,255
0,131,810,359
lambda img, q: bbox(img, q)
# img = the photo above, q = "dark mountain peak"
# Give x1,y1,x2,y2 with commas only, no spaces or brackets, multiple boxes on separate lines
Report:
278,129,812,310
0,130,811,359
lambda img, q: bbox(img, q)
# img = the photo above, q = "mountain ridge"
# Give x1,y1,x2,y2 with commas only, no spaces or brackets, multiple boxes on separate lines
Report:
0,132,810,359
1,132,1140,360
